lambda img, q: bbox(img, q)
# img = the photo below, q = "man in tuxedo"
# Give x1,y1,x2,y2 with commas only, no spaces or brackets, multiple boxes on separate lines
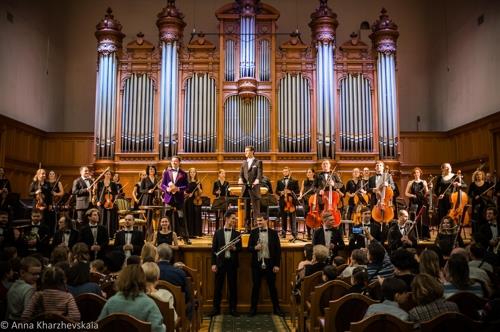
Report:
23,209,51,256
349,207,377,250
79,208,109,260
312,211,345,258
276,167,300,241
114,214,144,257
368,160,395,207
161,155,190,244
387,209,417,252
209,212,242,317
52,216,79,249
314,159,344,208
72,166,93,225
238,146,263,230
248,214,284,317
479,207,498,251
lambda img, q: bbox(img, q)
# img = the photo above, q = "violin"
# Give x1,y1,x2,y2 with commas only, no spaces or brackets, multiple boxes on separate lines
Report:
35,183,47,211
371,167,394,223
447,170,470,226
306,193,322,229
103,189,114,209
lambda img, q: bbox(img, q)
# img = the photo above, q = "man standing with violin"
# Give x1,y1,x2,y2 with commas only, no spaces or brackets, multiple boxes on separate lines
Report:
276,167,300,241
238,146,263,231
161,156,190,244
72,166,93,226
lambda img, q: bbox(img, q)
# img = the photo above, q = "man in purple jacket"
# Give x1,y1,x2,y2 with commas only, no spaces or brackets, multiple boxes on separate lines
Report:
161,155,190,244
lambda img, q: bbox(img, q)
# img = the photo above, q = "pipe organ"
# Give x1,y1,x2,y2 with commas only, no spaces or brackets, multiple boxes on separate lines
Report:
93,0,401,168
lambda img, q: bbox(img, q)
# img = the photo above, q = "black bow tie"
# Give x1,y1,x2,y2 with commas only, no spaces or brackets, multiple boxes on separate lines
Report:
124,231,133,234
224,228,232,232
284,177,289,180
64,231,71,234
259,228,268,233
324,228,333,232
172,169,178,173
490,224,497,228
90,226,98,229
31,224,39,228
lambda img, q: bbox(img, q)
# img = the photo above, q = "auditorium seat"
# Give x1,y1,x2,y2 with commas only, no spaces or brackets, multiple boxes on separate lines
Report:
157,280,190,332
148,294,179,332
447,292,488,321
419,312,482,332
75,292,107,323
97,312,151,332
319,293,377,332
307,279,350,331
297,271,323,332
349,313,414,332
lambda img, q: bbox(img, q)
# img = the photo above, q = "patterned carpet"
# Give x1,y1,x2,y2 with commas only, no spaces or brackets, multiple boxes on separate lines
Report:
209,314,291,332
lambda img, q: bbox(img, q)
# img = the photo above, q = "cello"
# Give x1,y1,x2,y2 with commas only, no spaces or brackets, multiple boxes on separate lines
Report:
447,170,470,226
306,193,322,229
371,166,394,223
322,173,341,228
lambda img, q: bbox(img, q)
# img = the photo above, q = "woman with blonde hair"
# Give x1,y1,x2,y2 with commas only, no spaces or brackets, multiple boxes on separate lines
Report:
469,169,489,232
98,264,165,332
418,249,444,282
142,262,177,321
140,242,158,263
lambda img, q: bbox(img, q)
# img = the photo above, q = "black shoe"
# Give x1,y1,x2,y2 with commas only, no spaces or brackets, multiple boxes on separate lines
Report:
207,309,220,317
248,309,257,317
184,238,192,245
288,237,296,243
230,310,240,317
273,309,285,317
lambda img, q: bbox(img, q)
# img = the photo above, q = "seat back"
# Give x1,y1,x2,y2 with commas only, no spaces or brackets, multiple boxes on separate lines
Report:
97,312,151,332
157,280,188,332
75,293,107,322
367,280,383,301
350,313,414,332
325,293,378,332
447,292,487,321
308,279,351,331
148,294,177,332
336,264,348,275
420,312,482,332
101,281,117,299
298,271,323,331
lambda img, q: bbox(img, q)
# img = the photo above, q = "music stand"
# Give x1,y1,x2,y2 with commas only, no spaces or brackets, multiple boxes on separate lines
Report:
228,185,268,230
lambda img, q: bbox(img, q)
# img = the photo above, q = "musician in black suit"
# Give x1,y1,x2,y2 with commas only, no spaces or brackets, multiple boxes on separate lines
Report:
24,209,51,256
349,206,381,250
248,214,284,317
79,208,109,260
212,169,230,230
478,207,498,252
208,212,242,317
368,160,396,207
387,209,417,252
312,211,345,258
72,166,93,225
238,146,263,230
276,167,300,241
114,214,144,257
314,159,344,207
52,215,79,249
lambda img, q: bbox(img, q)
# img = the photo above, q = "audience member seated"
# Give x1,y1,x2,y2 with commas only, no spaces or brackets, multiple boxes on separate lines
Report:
408,273,459,322
390,248,417,291
296,243,313,272
452,247,492,296
468,243,494,274
443,253,484,299
347,266,369,295
21,266,81,322
66,255,102,297
49,245,69,266
419,249,445,282
332,256,346,267
114,214,144,257
142,262,178,322
157,244,187,291
52,216,79,249
322,265,337,282
303,245,330,277
6,256,41,321
364,278,409,321
340,249,368,278
98,264,165,332
367,241,395,282
90,259,106,275
126,255,142,265
140,243,158,263
99,250,126,285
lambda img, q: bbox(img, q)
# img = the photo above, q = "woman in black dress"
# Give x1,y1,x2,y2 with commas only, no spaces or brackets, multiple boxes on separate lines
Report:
405,167,430,238
29,168,53,229
154,216,179,250
140,165,157,231
132,171,147,210
468,170,489,232
185,168,203,237
96,169,118,237
212,169,229,230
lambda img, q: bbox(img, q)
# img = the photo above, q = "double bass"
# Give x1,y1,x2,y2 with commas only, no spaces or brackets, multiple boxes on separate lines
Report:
371,167,394,223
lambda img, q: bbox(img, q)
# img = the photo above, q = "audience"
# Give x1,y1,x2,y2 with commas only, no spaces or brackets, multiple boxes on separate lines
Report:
340,249,368,278
6,256,41,321
98,264,165,332
347,266,369,295
142,262,178,321
418,249,444,282
364,278,409,321
408,273,459,322
140,242,158,263
322,265,337,282
390,248,417,291
296,243,313,271
367,241,395,282
21,266,81,322
443,253,484,299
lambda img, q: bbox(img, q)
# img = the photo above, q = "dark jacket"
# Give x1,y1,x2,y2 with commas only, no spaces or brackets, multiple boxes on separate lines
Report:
114,229,144,256
248,227,281,269
211,228,242,268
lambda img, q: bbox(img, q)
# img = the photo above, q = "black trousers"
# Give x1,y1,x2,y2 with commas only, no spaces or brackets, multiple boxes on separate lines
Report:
213,260,238,311
250,260,280,311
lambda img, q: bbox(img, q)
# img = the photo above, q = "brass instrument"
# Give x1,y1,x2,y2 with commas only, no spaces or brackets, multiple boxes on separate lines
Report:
215,234,242,257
